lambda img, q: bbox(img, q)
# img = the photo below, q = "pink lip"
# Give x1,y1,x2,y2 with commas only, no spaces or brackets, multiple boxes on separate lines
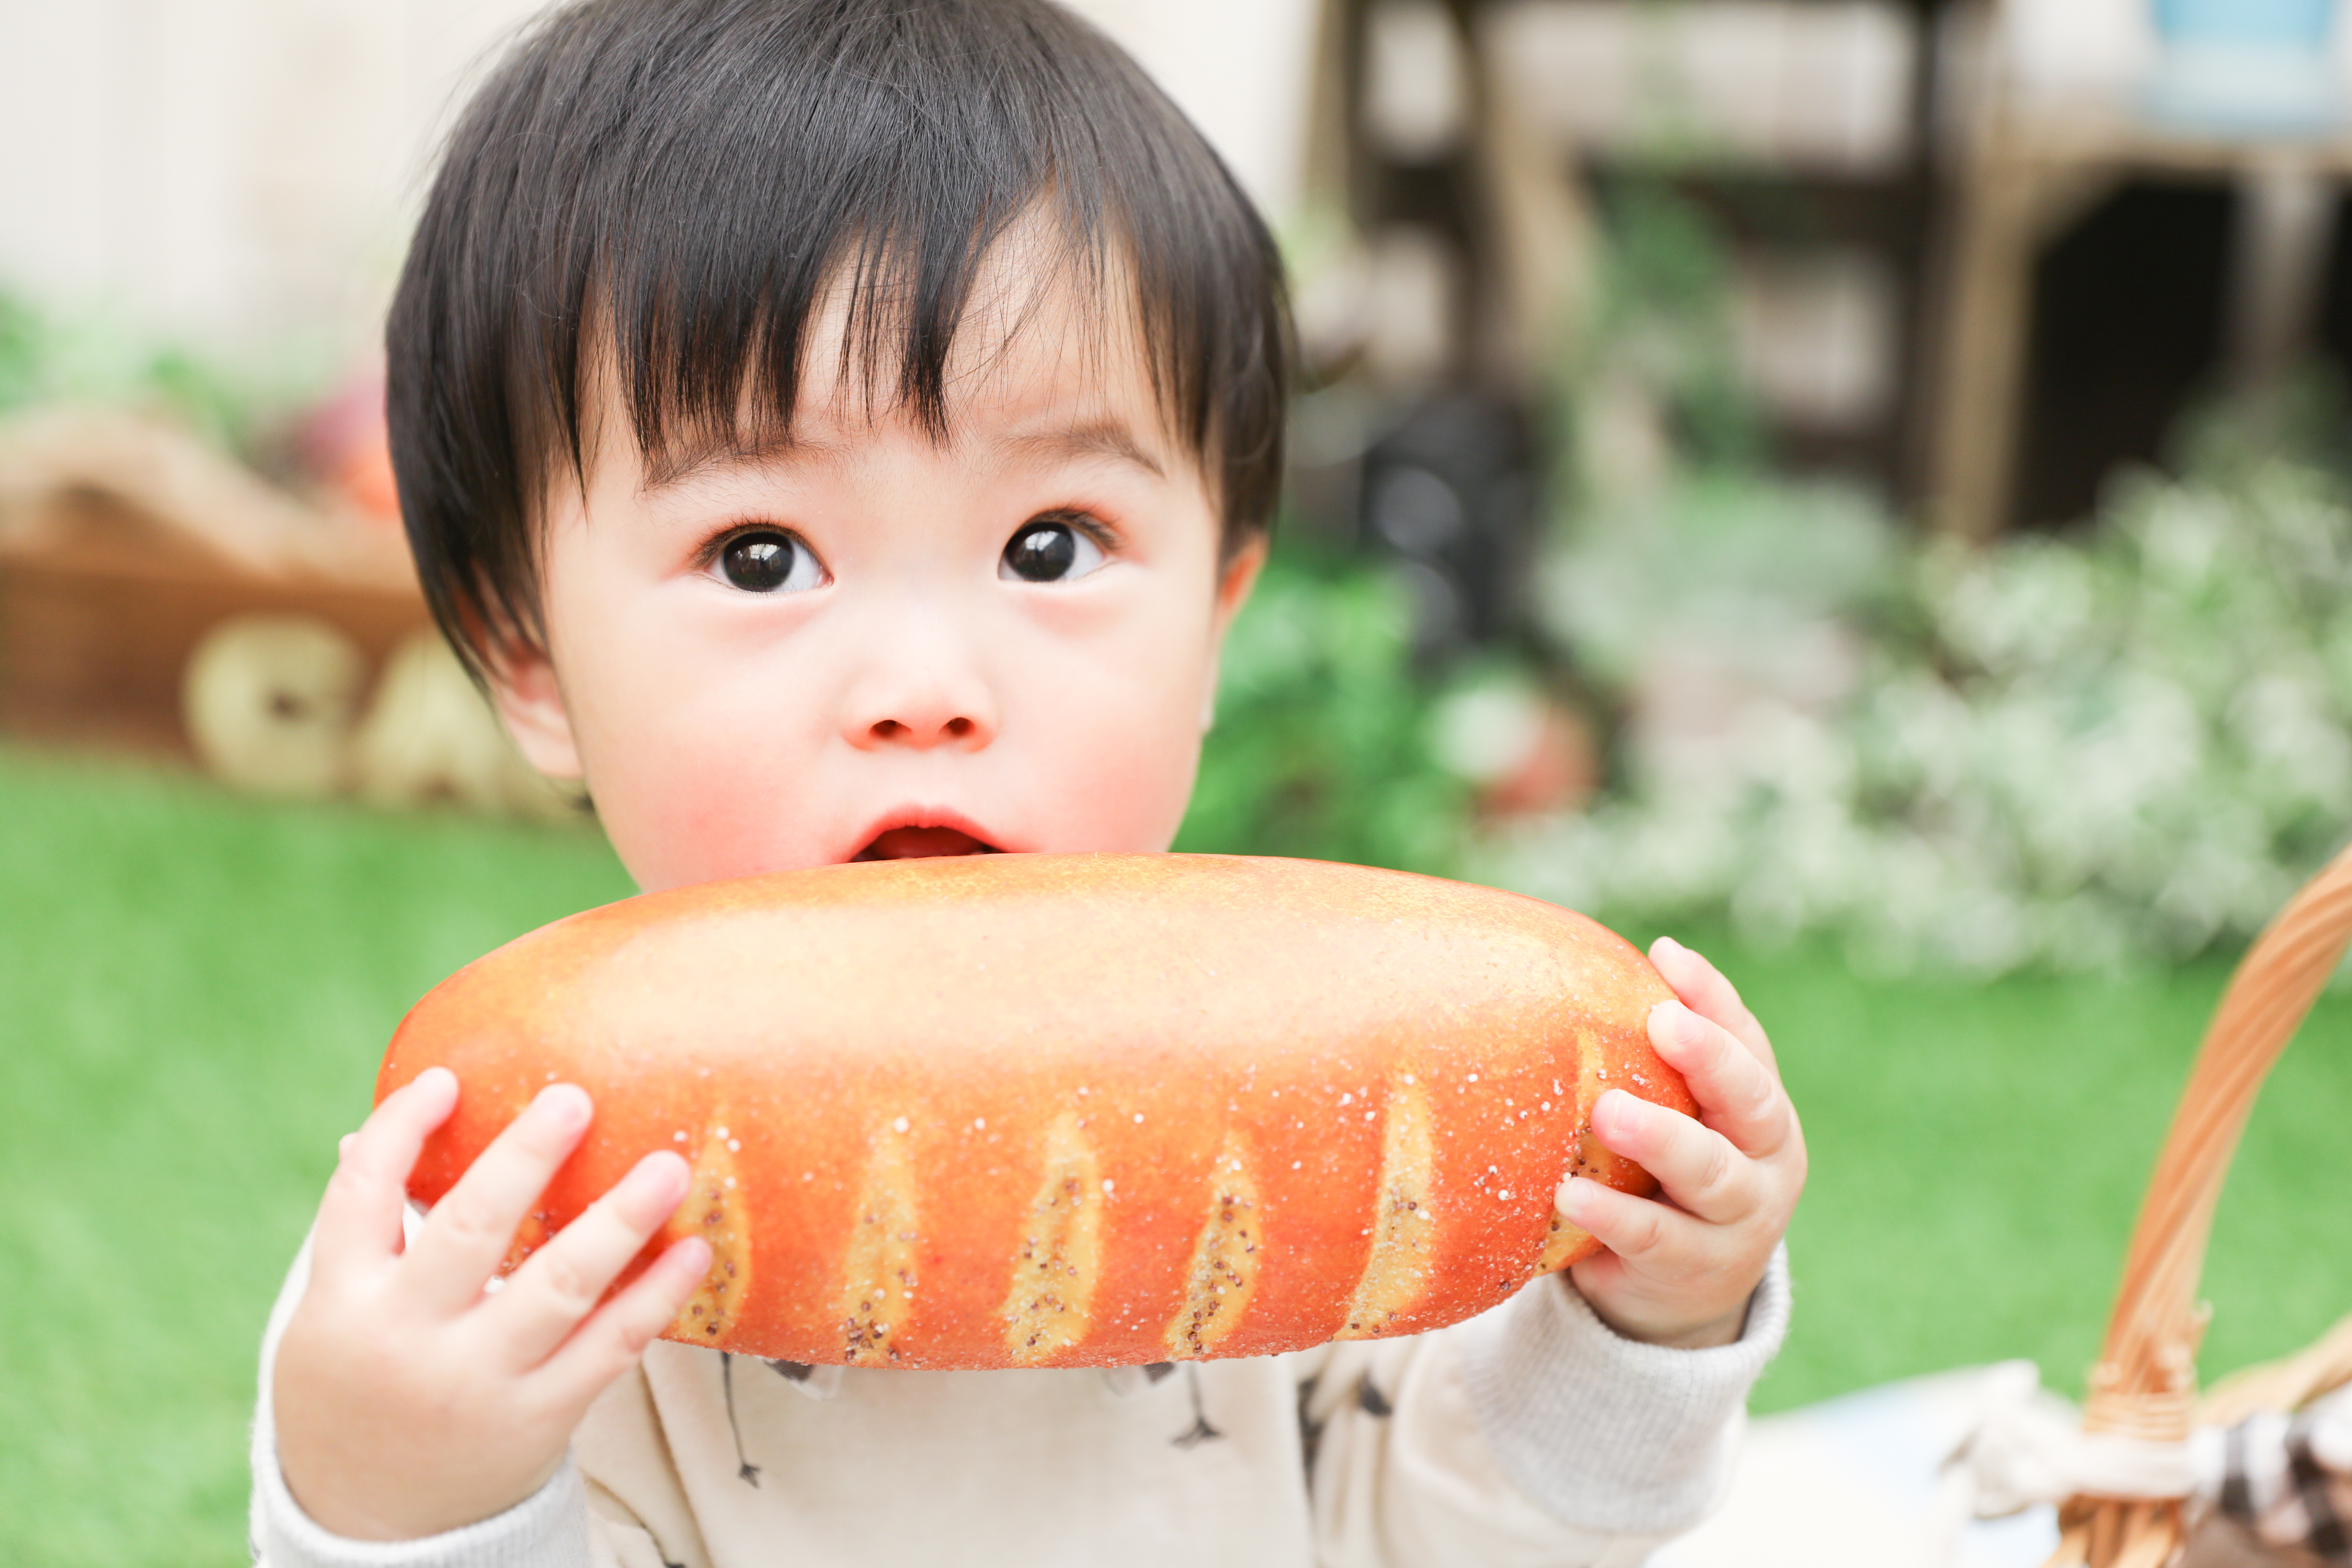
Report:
846,809,1008,862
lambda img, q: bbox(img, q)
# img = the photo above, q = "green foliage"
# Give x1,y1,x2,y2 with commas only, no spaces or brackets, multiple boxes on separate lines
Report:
0,284,277,450
1507,422,2352,974
1574,179,1761,473
0,289,47,411
1540,472,1904,694
132,345,267,452
1175,547,1471,874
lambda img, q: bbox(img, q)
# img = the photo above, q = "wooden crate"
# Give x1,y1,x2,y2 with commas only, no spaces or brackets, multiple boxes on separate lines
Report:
0,490,429,760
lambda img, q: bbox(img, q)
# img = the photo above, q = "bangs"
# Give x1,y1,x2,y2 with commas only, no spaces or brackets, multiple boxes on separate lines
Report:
389,0,1289,675
617,207,1142,489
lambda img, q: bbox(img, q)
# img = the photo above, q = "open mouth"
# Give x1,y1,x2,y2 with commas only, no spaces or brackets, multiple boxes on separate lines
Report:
852,826,1000,860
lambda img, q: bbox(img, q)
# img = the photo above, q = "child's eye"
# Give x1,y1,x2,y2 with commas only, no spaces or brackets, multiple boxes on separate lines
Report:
716,530,825,593
999,517,1107,584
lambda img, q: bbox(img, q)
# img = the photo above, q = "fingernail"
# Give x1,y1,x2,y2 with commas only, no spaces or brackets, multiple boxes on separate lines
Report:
1591,1088,1626,1139
337,1133,356,1161
636,1150,691,1202
534,1082,591,1131
671,1236,713,1277
1654,935,1685,958
1556,1175,1594,1221
416,1065,457,1096
1650,1001,1702,1050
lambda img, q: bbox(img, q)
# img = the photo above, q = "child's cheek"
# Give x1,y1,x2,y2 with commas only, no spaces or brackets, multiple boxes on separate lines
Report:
1053,732,1200,854
580,676,835,891
1045,680,1209,856
594,754,787,893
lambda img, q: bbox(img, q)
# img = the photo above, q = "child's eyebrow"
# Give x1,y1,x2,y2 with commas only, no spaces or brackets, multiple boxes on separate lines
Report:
638,429,845,496
637,420,1161,496
994,419,1165,481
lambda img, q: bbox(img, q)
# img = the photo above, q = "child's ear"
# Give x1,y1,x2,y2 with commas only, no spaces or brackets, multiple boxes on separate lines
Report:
1214,534,1267,627
1201,533,1268,732
484,640,586,780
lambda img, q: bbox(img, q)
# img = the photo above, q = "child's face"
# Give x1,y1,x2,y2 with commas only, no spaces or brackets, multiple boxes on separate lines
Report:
489,262,1263,895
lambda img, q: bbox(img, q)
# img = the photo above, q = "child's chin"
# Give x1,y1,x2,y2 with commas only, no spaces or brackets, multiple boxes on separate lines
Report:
850,826,999,861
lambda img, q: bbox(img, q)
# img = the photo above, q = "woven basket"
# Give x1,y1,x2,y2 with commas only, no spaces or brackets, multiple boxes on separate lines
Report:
2044,843,2352,1568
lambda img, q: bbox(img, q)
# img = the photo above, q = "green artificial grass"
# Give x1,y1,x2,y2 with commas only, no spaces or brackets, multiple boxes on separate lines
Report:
1632,924,2352,1415
2,746,2347,1564
0,749,636,1567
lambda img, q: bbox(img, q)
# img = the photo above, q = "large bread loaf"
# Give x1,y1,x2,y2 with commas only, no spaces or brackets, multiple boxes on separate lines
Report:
378,853,1688,1369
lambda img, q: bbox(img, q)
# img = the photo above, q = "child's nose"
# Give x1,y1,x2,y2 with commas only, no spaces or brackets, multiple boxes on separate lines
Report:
840,651,997,752
863,709,988,749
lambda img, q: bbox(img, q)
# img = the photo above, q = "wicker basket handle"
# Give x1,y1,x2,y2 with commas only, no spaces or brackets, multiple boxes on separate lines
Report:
2199,1308,2352,1429
2046,839,2352,1567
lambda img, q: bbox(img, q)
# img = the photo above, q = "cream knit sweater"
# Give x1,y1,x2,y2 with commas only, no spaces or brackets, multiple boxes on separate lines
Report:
252,1237,1789,1568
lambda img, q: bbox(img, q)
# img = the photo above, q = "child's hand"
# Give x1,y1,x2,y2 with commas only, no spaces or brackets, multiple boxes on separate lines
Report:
272,1067,711,1541
1555,936,1806,1349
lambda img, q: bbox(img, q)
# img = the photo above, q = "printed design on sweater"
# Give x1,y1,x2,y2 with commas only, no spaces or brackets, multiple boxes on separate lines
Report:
1292,1373,1392,1475
1296,1374,1327,1474
720,1352,760,1486
1172,1362,1226,1448
1001,1111,1104,1364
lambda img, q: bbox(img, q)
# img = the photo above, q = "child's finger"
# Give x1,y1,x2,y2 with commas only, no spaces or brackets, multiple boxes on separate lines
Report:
1650,936,1775,1072
1647,999,1797,1160
1555,1170,1697,1265
485,1151,694,1368
533,1234,713,1409
310,1066,459,1283
398,1084,595,1315
1584,1086,1755,1224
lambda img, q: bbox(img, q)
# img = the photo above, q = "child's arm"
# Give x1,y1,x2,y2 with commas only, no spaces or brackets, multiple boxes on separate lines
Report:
1557,935,1806,1349
268,1067,710,1543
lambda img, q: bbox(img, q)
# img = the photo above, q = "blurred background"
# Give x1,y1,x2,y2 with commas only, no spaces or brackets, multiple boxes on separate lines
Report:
4,1,2351,1563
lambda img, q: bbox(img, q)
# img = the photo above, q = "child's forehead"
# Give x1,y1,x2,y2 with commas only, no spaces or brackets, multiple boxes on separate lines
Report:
619,244,1191,486
628,401,1177,500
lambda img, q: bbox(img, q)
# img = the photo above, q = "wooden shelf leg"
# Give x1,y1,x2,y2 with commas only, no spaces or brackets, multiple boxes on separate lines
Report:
2228,156,2334,397
1931,148,2041,542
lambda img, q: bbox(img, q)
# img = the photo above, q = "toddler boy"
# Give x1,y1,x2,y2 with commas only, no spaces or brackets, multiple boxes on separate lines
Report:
252,2,1807,1563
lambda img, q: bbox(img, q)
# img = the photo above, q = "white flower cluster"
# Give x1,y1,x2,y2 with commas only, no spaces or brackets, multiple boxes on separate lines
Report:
1488,460,2352,974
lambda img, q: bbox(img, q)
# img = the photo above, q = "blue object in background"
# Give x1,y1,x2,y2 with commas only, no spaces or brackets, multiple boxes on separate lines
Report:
2144,0,2340,133
2154,0,2334,48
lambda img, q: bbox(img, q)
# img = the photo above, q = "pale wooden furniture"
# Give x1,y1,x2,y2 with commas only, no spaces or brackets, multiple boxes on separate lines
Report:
1929,9,2352,540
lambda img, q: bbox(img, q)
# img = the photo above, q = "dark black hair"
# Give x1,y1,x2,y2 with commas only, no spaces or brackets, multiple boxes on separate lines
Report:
387,0,1290,674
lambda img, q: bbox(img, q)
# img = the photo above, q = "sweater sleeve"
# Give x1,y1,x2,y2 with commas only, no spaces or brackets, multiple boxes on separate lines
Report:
1305,1246,1789,1567
249,1231,656,1568
1458,1244,1791,1534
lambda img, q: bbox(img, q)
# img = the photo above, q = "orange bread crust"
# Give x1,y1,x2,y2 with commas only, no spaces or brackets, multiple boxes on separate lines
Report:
377,853,1688,1370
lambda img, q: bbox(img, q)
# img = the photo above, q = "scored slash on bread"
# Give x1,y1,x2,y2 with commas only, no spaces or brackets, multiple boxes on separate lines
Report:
378,853,1690,1369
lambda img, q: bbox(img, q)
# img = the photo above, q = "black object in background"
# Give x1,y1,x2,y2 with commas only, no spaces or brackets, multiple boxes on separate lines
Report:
2013,181,2234,530
1357,390,1535,660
